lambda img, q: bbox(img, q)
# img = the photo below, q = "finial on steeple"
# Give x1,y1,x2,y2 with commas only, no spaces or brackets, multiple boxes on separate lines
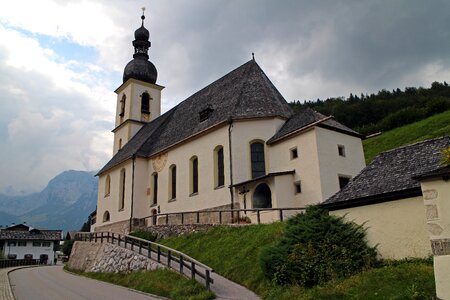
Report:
252,52,255,61
141,7,146,25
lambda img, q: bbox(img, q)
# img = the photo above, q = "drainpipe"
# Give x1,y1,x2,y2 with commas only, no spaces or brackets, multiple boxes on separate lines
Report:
227,117,235,222
129,154,136,232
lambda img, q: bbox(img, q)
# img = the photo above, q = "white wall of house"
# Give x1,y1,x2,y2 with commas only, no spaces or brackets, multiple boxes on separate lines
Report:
330,196,431,259
315,127,366,201
4,240,55,264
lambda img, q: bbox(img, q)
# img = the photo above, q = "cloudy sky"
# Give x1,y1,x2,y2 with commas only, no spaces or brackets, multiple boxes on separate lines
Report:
1,0,450,194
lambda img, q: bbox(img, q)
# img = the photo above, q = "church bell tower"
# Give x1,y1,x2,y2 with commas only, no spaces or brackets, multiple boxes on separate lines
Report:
112,9,164,155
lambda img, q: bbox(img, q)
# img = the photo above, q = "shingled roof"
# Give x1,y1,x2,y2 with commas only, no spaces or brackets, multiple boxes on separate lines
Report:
0,229,62,241
267,108,362,144
322,136,450,210
98,59,294,175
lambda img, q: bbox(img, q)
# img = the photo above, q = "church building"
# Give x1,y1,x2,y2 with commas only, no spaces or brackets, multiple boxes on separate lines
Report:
94,13,366,233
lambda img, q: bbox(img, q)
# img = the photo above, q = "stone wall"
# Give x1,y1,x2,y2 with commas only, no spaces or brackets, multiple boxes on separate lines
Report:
152,203,241,226
68,241,161,273
94,219,130,234
135,224,217,239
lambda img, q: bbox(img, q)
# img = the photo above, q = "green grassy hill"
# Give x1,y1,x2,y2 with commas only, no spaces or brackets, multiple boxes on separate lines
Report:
159,224,434,299
363,109,450,163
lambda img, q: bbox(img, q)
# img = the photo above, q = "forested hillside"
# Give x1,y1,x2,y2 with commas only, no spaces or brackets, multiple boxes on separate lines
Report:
290,81,450,135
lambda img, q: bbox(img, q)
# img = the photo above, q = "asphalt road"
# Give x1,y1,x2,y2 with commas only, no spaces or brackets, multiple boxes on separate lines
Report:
9,265,162,300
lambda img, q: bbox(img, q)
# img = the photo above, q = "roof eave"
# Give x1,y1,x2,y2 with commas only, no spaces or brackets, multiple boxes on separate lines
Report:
320,187,422,211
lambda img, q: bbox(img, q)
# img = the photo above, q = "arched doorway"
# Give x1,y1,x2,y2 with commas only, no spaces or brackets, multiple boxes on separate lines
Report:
252,183,272,208
151,209,157,225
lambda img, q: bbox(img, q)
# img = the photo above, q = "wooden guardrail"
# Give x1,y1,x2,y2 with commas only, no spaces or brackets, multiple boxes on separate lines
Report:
144,207,305,225
74,231,214,290
0,259,42,269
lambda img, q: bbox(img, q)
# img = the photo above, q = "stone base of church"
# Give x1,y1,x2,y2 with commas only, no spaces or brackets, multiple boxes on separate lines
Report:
153,202,241,226
94,219,130,234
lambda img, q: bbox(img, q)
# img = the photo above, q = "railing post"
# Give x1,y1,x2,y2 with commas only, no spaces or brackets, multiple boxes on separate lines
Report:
131,239,134,251
166,214,169,225
196,211,200,224
279,209,283,222
94,233,97,243
148,243,151,258
219,211,222,224
206,269,211,290
124,236,127,248
139,241,142,254
157,246,161,262
101,232,103,243
181,213,184,225
167,251,171,268
191,261,196,279
179,256,184,273
257,210,261,224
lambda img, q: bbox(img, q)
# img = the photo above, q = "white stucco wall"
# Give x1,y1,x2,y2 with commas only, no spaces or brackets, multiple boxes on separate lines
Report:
330,197,431,259
315,127,366,201
97,161,133,227
4,241,56,264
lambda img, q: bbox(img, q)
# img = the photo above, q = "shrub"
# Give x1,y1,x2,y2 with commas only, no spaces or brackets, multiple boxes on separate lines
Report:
129,230,158,242
62,239,74,257
259,206,377,287
442,147,450,167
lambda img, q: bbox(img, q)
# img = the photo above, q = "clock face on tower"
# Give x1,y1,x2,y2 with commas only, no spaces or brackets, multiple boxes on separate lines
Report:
152,152,168,172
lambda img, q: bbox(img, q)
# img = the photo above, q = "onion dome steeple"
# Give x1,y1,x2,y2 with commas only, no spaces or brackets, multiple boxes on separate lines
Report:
123,8,158,84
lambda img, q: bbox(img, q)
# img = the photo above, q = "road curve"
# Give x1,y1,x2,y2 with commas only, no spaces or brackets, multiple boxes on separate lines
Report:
9,265,163,300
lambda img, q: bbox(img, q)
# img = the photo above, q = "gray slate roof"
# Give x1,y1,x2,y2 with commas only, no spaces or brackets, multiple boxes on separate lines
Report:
98,60,358,175
99,60,293,174
267,108,362,144
322,136,450,210
0,230,62,241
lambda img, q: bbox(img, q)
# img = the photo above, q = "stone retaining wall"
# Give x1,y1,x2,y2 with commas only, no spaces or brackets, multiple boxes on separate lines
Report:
135,224,217,239
153,203,241,226
94,219,130,234
68,241,161,273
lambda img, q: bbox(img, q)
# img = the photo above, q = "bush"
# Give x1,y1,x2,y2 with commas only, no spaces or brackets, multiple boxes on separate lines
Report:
62,239,74,257
129,230,158,242
259,206,377,287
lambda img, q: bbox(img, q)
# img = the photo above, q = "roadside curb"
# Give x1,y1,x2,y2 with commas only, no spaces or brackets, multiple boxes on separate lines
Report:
2,265,41,300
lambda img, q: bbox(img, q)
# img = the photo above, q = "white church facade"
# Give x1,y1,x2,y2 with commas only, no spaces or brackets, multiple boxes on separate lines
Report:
94,13,366,233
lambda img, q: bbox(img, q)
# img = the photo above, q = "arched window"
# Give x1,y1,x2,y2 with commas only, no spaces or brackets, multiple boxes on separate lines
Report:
119,168,126,210
104,175,111,197
250,141,266,178
141,92,150,113
151,172,158,205
103,211,110,222
169,165,176,200
190,156,199,195
214,146,224,187
119,94,126,117
252,183,272,208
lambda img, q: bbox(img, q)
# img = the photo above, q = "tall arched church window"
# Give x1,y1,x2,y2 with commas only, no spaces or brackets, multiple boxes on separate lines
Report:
119,168,126,210
104,175,111,197
151,172,158,205
120,95,126,117
169,165,176,200
141,92,150,113
251,142,266,178
215,146,224,187
190,156,198,194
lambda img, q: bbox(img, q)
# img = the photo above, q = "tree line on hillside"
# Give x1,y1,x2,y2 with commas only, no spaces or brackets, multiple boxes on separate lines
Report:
290,81,450,136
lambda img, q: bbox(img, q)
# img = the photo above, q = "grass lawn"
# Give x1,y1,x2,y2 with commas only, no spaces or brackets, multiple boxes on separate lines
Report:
66,267,215,300
159,224,435,299
363,109,450,163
